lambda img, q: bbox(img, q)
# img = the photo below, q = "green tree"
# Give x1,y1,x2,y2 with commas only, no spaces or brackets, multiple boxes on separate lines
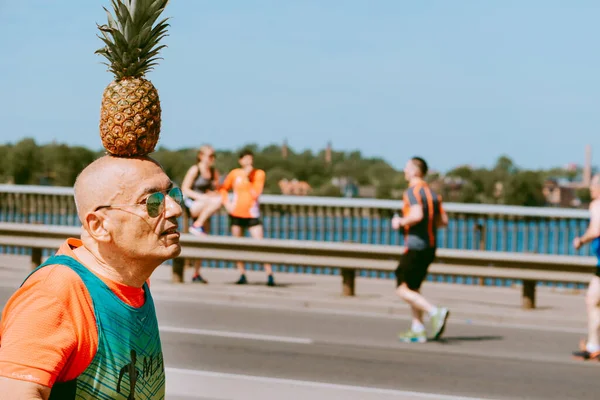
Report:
0,140,577,207
0,144,13,183
8,138,42,184
459,181,480,203
152,148,196,185
263,167,294,194
494,155,517,176
315,183,341,197
66,146,99,186
577,187,592,204
503,171,546,206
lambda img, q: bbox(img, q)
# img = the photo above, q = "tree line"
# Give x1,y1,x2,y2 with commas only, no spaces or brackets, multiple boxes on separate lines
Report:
0,138,590,207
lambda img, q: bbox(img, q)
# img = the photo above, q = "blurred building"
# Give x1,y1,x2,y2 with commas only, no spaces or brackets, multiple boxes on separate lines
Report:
279,179,311,196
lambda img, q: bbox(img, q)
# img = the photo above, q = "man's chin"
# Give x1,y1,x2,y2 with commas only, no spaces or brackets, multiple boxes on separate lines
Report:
152,243,182,264
165,243,182,259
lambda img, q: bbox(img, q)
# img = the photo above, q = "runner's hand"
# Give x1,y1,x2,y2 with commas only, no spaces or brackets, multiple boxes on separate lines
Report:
573,237,582,250
391,216,403,230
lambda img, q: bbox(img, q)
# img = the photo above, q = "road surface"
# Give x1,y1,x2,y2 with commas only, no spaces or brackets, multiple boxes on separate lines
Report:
1,282,597,400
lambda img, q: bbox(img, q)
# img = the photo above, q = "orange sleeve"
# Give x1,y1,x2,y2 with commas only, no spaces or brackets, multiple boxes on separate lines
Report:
250,170,265,200
219,170,234,202
0,266,97,388
0,237,147,389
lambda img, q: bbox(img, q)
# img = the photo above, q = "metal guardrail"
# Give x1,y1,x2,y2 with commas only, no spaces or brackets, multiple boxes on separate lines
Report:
0,184,594,258
0,222,595,309
0,183,590,218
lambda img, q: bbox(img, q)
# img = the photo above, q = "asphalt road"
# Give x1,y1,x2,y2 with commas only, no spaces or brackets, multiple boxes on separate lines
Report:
1,283,598,399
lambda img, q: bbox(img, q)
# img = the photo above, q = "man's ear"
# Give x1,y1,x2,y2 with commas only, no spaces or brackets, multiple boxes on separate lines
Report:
85,212,111,242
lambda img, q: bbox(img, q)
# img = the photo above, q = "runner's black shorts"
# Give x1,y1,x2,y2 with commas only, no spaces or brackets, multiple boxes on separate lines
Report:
395,247,436,290
229,215,262,229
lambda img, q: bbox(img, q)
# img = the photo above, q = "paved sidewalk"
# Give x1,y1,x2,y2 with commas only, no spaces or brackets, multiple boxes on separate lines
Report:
147,264,588,330
0,254,590,331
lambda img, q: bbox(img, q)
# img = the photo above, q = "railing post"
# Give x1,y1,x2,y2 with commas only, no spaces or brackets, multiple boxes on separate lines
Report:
341,268,355,296
476,222,486,251
522,280,536,309
172,257,185,283
31,248,42,270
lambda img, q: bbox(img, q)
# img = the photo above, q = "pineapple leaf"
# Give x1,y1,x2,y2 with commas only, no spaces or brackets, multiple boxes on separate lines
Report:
138,26,169,55
97,35,125,64
130,0,138,23
97,0,169,79
103,7,118,30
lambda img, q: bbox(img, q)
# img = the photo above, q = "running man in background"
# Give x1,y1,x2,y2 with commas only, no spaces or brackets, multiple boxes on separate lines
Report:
392,156,449,343
572,174,600,360
181,144,222,283
0,155,182,399
219,149,275,287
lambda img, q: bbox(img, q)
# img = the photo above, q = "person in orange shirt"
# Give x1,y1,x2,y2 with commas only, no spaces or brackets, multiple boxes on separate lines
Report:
0,155,183,399
219,149,274,286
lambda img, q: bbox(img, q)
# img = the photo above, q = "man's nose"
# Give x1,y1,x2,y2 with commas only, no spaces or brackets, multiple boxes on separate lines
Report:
164,195,183,218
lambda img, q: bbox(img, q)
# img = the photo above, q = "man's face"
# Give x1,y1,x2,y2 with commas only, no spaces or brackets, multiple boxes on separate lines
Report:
239,154,253,168
404,160,417,181
98,160,183,265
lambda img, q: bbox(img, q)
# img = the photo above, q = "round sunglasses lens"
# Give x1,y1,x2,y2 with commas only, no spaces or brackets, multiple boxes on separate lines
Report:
169,187,183,205
146,192,165,217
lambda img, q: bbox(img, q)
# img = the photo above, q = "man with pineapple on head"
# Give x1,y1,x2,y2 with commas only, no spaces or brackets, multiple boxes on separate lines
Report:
0,155,183,399
0,0,177,398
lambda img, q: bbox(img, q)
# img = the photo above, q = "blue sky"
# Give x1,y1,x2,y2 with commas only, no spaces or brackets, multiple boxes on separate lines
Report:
1,1,598,172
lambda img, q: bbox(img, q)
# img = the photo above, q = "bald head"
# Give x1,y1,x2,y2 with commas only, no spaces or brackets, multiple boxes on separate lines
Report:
74,155,165,225
592,174,600,188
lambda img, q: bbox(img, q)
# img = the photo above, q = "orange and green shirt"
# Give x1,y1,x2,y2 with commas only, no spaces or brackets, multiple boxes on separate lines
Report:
0,239,165,399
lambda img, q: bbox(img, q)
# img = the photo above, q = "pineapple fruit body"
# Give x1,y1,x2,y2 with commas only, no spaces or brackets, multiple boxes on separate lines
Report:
100,77,161,157
95,0,170,157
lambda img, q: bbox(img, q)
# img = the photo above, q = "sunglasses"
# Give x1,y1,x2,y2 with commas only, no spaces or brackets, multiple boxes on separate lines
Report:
95,187,184,218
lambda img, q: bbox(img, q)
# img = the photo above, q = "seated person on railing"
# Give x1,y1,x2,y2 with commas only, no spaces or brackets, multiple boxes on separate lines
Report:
0,155,182,399
181,144,222,236
219,149,275,287
181,144,222,283
392,156,449,343
572,174,600,361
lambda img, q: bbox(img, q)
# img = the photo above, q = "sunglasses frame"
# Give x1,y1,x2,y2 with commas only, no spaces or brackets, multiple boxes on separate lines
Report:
94,187,184,218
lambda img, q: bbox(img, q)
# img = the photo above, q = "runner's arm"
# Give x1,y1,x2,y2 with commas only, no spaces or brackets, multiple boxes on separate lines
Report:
435,197,448,228
0,377,50,400
250,170,265,200
401,205,423,227
577,201,600,245
399,189,423,227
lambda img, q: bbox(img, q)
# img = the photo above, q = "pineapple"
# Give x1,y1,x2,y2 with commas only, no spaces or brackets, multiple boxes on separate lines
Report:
95,0,170,157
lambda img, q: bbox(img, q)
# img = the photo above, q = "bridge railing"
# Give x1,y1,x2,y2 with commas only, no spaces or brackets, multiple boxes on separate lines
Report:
0,184,592,256
0,222,594,310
